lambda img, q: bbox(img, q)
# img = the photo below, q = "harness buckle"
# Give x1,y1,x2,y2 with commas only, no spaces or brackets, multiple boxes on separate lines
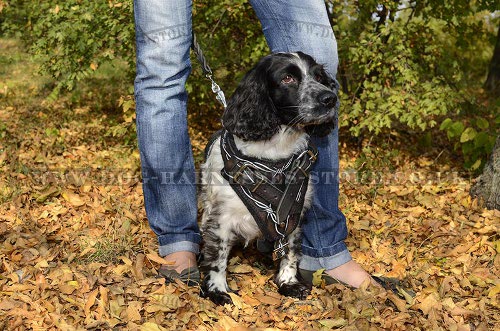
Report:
232,164,248,183
307,149,318,162
250,175,267,193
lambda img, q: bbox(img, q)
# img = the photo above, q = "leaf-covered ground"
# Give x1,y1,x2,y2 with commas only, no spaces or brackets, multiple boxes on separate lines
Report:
0,39,499,330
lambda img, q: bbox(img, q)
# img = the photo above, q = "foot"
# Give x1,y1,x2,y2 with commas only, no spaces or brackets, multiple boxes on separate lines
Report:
325,260,379,288
162,251,197,274
278,282,311,300
200,286,233,306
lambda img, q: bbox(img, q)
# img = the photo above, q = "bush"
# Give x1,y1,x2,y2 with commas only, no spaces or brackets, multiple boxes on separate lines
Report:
2,0,135,97
440,110,499,172
1,0,498,170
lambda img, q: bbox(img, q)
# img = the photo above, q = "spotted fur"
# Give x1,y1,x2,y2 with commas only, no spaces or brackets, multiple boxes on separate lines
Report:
200,52,339,305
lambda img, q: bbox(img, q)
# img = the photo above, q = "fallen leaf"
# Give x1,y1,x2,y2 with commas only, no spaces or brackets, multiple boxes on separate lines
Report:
140,322,168,331
227,264,253,274
126,301,142,322
84,289,98,317
416,292,442,316
61,190,85,207
254,294,281,306
312,268,326,287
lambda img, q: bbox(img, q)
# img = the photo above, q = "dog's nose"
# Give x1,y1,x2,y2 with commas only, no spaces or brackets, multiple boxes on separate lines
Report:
319,91,337,108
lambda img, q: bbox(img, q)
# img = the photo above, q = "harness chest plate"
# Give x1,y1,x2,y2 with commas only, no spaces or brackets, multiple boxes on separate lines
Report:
217,130,318,259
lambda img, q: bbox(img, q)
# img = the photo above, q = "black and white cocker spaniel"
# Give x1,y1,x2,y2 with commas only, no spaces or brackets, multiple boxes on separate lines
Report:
200,52,339,305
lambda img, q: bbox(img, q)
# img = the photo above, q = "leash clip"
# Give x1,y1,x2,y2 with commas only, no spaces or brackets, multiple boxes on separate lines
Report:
207,74,227,109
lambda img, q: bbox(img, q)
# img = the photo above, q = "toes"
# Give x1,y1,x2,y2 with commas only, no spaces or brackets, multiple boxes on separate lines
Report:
200,288,233,306
278,282,311,300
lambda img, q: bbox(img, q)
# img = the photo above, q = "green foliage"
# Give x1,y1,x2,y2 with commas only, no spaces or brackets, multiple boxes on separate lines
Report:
440,113,498,172
1,0,135,95
1,0,498,171
330,0,497,137
189,0,268,114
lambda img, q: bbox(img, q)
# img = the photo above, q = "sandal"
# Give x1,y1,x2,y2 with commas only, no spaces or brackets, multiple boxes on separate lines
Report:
371,275,416,300
299,268,351,288
298,269,415,300
157,265,201,286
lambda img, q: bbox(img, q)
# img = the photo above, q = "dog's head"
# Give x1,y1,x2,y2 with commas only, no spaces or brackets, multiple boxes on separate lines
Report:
222,52,340,141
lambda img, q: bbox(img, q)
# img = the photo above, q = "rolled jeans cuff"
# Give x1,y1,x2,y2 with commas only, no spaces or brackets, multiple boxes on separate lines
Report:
299,245,352,271
158,238,200,257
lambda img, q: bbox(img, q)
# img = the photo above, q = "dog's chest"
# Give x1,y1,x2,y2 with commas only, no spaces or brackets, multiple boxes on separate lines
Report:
201,131,314,243
201,139,261,241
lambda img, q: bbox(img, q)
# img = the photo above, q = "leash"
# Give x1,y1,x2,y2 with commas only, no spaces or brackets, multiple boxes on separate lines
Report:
191,32,227,109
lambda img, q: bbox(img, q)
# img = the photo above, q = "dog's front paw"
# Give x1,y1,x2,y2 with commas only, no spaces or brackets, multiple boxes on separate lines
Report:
200,287,233,306
278,282,311,300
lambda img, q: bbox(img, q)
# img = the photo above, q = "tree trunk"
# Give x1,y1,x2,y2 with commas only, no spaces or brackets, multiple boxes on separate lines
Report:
484,24,500,96
470,136,500,210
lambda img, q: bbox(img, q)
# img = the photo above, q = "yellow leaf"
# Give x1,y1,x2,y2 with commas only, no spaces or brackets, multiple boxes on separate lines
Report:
312,268,325,286
61,190,85,207
228,292,244,309
120,256,133,265
90,63,98,71
146,252,170,266
387,293,407,312
34,259,49,269
215,315,239,330
227,264,253,274
110,299,124,318
450,306,478,316
59,281,78,294
126,301,142,322
67,280,79,287
151,294,180,310
35,186,61,203
397,245,405,258
319,318,347,328
416,292,441,316
254,294,281,305
241,294,260,307
113,264,131,276
360,238,370,250
85,289,99,316
140,322,168,331
488,283,500,298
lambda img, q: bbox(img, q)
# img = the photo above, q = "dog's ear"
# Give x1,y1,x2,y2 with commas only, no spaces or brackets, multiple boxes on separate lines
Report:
222,57,280,141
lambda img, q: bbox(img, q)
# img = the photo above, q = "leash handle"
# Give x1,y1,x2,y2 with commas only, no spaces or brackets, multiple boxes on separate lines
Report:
191,32,227,109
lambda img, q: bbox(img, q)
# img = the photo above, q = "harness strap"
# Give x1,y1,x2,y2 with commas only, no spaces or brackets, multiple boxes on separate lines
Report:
204,129,223,160
276,154,314,228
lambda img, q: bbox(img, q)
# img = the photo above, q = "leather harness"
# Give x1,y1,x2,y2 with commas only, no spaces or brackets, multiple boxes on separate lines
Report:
210,129,318,260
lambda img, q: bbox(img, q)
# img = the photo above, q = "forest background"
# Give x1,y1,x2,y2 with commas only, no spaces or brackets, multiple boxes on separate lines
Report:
0,1,499,330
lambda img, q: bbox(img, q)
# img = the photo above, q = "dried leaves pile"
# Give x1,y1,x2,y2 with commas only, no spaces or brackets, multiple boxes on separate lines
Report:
0,40,499,330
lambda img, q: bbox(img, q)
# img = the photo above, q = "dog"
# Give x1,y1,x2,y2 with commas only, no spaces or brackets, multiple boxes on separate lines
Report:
200,52,340,305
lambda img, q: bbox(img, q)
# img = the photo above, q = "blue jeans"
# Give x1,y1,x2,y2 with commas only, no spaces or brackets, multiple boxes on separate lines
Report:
134,0,351,271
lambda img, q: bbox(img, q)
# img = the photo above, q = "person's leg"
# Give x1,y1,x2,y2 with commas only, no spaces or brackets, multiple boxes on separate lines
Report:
249,0,371,287
134,0,199,273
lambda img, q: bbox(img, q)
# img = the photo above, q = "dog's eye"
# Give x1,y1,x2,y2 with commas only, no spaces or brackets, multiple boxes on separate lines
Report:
281,74,296,84
314,74,323,82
